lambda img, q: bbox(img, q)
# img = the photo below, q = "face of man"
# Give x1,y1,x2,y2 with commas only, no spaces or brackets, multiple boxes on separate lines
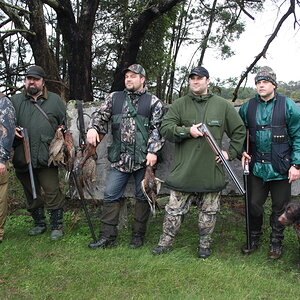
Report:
189,75,210,96
255,80,276,101
25,76,45,96
125,71,145,92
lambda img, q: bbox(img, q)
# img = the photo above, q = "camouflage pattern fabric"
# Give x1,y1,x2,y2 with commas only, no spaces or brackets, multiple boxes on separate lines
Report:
157,190,221,248
89,88,164,172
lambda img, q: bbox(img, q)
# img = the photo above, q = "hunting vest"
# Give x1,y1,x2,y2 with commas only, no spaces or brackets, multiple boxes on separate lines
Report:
247,93,291,175
107,91,152,164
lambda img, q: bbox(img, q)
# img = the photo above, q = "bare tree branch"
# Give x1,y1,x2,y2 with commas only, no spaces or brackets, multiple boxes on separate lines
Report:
232,0,296,101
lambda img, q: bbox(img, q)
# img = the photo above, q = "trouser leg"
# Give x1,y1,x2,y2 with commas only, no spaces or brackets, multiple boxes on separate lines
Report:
0,170,9,241
157,190,192,247
248,174,269,233
269,179,291,245
198,192,220,249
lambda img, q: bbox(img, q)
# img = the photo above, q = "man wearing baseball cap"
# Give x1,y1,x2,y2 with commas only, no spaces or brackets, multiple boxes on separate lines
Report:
11,65,66,241
152,66,245,258
87,63,164,249
239,66,300,259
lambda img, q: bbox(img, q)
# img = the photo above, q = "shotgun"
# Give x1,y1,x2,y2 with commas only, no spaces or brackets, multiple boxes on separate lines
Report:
19,127,37,199
243,129,252,250
197,123,245,195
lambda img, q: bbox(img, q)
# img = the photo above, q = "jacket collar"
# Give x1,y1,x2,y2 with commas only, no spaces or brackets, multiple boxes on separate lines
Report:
188,91,212,102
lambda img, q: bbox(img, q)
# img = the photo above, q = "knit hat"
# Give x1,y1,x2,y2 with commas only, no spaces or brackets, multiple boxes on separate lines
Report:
254,66,277,86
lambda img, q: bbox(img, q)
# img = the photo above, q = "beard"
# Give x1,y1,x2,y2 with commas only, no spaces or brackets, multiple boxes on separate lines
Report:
26,86,41,96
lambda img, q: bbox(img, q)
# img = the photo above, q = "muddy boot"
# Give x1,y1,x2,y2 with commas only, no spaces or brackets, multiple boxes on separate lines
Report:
28,207,47,236
129,201,150,248
49,208,64,240
241,231,262,254
88,201,120,249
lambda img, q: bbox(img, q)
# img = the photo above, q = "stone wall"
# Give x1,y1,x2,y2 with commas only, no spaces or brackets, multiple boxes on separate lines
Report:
67,100,300,199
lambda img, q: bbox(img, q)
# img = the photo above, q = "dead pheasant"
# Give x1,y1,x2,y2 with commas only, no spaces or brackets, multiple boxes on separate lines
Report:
141,165,164,216
73,143,98,195
48,127,65,167
64,130,75,173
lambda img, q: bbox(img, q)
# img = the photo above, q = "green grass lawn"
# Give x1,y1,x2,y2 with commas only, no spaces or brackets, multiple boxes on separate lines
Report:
1,197,300,300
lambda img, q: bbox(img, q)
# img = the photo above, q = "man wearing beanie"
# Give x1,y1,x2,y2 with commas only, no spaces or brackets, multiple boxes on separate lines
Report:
239,66,300,259
152,66,245,258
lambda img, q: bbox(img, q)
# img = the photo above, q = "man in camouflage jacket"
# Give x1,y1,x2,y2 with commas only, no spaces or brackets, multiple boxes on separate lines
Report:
87,64,164,249
0,93,16,242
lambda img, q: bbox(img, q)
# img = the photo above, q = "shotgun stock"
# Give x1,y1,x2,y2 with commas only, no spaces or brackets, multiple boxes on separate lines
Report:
19,127,37,199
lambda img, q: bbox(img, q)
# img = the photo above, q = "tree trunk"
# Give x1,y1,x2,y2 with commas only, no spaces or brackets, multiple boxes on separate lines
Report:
110,0,184,92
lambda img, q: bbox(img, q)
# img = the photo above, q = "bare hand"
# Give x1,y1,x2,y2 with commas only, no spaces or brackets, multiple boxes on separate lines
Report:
0,163,7,176
215,150,229,164
190,123,203,138
15,127,23,139
288,166,300,183
146,153,157,166
87,128,100,146
241,151,251,169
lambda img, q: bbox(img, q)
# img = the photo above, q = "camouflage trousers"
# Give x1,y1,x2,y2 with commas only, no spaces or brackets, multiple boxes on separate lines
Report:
0,168,9,241
157,190,221,248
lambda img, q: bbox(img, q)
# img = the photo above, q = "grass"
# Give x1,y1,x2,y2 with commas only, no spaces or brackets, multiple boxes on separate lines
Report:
1,195,300,300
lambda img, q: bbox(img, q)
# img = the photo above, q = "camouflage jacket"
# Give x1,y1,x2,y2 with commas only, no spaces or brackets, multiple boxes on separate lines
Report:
88,89,165,172
0,94,16,164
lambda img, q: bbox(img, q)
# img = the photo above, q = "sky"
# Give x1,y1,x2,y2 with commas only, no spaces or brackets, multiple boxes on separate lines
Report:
179,0,300,86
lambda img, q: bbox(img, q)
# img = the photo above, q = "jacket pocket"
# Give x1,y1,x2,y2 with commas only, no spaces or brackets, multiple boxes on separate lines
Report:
37,134,53,167
271,142,291,175
207,119,222,140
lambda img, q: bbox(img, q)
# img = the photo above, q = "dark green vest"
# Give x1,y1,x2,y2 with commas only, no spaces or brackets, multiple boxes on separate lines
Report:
247,93,291,175
107,91,152,164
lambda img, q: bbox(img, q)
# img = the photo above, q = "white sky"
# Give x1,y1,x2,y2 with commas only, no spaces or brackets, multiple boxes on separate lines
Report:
179,0,300,86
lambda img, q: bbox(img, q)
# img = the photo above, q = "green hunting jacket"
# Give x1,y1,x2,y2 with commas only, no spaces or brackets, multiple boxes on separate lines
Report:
161,92,245,193
11,88,66,172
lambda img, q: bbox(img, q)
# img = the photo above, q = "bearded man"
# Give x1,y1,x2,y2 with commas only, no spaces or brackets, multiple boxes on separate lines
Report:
11,65,66,240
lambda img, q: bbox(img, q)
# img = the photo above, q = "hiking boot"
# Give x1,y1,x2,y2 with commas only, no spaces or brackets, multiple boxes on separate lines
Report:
151,245,173,255
268,243,283,259
198,247,212,259
28,225,47,236
88,237,116,249
129,234,144,248
50,229,64,241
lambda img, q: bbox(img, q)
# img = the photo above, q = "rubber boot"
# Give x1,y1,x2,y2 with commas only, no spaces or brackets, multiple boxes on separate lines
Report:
49,208,64,240
88,201,121,249
269,218,284,259
129,201,151,248
28,207,47,236
241,230,262,254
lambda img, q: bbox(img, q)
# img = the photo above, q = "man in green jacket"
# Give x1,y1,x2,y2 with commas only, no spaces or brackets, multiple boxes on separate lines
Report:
152,66,245,258
239,66,300,259
12,65,66,240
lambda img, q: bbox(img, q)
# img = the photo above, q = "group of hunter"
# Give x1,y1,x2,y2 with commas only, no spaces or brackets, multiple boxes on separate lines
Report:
0,64,299,260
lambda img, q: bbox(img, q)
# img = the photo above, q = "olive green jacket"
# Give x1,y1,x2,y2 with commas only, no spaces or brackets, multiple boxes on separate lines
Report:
161,92,245,193
11,88,66,171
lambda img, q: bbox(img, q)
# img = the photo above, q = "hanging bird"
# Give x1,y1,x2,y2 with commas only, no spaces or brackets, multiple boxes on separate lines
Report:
48,128,65,167
64,130,75,173
141,165,164,216
73,143,98,196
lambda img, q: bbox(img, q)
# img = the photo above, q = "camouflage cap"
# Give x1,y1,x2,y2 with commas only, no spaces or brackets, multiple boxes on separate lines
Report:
123,64,146,77
255,66,277,86
25,65,46,79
